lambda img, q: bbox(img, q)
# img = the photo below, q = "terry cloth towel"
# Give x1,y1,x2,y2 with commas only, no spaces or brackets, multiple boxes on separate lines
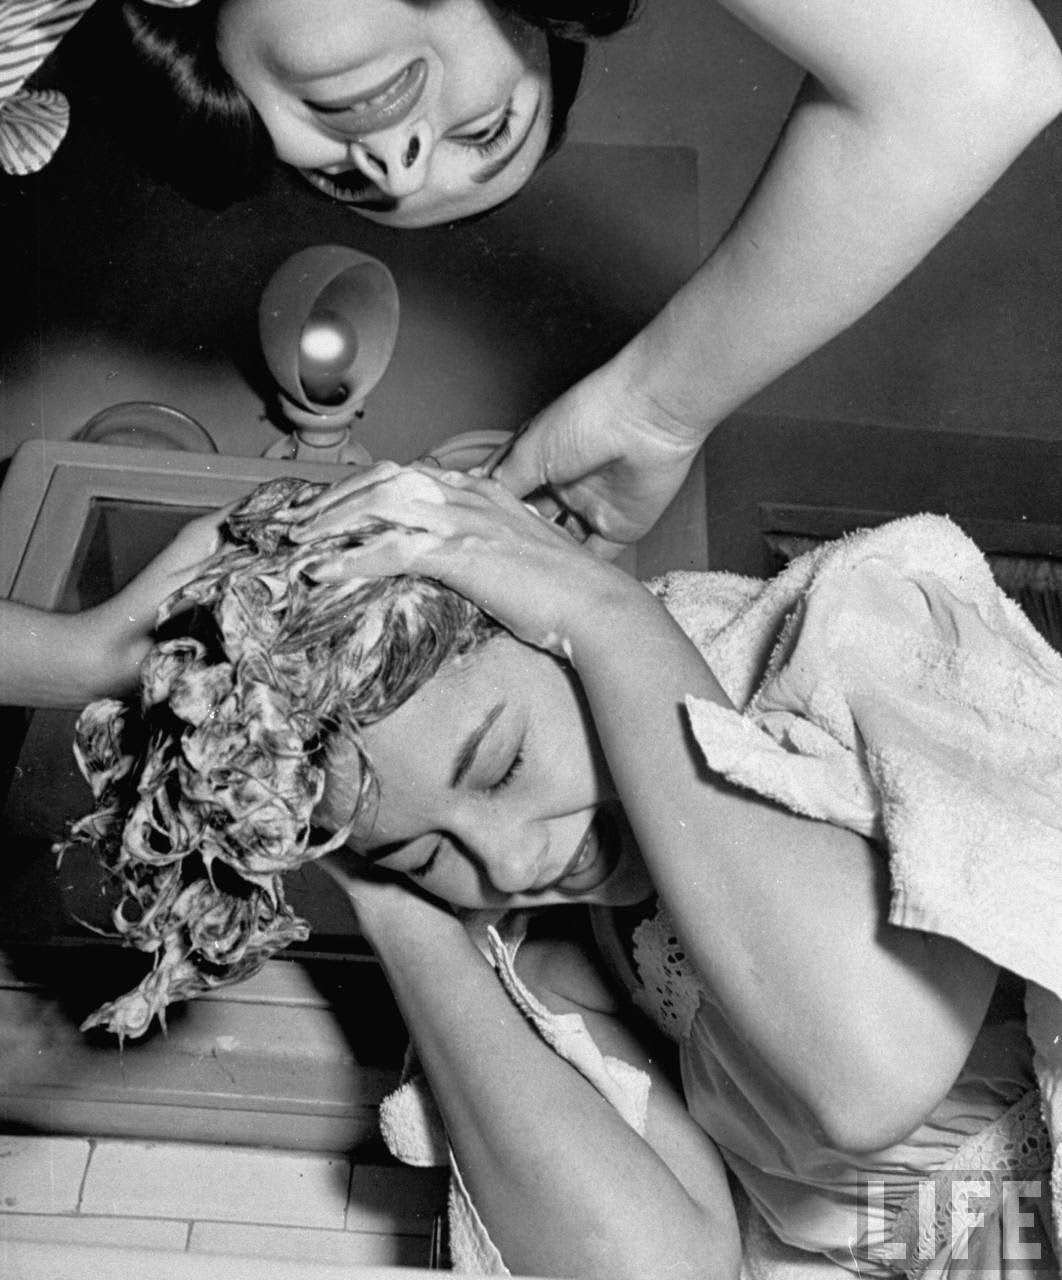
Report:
379,514,1062,1274
674,513,1062,1263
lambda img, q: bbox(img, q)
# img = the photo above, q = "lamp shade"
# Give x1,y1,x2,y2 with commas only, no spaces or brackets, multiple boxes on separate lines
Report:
259,246,399,418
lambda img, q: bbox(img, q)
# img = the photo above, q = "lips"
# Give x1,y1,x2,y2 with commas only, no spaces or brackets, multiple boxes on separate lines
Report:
327,57,428,136
553,809,622,898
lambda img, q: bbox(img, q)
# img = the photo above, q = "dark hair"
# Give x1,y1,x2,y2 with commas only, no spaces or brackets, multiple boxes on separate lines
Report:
119,0,637,208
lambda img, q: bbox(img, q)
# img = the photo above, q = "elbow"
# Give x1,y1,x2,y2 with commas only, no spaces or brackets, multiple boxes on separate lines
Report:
958,32,1062,153
594,1207,740,1280
807,1061,957,1156
624,1224,741,1280
859,30,1062,181
814,1104,922,1159
811,1081,950,1158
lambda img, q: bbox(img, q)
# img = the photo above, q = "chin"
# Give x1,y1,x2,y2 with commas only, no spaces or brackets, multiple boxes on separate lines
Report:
589,854,655,908
351,203,460,230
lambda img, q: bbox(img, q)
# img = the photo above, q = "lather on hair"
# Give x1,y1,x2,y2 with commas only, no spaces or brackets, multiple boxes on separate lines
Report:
57,476,495,1040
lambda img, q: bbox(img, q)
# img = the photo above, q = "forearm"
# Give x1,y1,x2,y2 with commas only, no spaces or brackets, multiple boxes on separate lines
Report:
0,600,141,706
0,508,230,708
567,578,997,1149
359,895,729,1280
610,16,1062,438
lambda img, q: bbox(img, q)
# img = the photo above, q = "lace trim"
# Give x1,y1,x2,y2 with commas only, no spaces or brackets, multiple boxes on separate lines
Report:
630,905,704,1041
886,1088,1050,1279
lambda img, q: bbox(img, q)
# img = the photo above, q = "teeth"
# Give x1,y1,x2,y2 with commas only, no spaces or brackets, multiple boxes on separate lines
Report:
302,170,379,206
572,840,592,873
561,832,594,884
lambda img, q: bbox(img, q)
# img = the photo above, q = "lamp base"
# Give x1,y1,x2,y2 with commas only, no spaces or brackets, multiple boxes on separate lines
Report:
263,431,374,466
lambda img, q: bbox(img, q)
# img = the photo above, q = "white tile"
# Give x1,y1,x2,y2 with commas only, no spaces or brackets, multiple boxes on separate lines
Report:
0,1137,90,1214
346,1165,447,1236
190,1221,429,1268
81,1141,350,1229
0,1212,187,1251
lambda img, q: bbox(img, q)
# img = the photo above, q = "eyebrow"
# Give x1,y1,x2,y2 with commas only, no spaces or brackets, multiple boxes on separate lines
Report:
451,702,506,788
471,95,543,186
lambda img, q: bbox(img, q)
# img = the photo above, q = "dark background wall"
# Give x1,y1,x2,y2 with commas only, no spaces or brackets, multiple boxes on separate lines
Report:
576,0,1062,442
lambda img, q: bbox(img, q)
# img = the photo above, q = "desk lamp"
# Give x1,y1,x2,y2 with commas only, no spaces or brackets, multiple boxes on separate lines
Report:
259,245,400,465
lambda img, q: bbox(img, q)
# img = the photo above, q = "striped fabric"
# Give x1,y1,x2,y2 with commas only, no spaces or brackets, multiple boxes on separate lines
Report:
0,0,201,176
0,0,96,174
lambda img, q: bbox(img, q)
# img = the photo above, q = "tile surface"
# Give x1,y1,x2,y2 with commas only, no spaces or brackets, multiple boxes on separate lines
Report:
191,1221,428,1267
0,1136,90,1214
81,1141,350,1229
0,1211,187,1250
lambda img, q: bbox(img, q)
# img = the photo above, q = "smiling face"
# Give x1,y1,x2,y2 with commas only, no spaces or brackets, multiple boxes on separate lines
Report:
323,636,654,910
216,0,552,227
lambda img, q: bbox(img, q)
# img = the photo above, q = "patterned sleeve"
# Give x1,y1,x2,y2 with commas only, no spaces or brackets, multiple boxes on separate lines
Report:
0,0,202,176
0,0,96,175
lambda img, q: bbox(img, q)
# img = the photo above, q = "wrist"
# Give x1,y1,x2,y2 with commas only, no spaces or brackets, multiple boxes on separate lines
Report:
608,322,718,446
348,880,463,948
79,601,148,700
563,567,666,671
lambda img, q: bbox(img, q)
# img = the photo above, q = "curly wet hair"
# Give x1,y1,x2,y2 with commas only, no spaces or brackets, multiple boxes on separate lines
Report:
58,477,499,1040
118,0,638,205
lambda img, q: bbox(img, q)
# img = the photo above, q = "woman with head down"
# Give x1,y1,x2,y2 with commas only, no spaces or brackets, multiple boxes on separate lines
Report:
63,464,1061,1280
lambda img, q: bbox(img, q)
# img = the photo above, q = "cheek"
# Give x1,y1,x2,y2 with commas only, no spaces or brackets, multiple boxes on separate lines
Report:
249,109,329,169
550,677,612,798
417,862,497,910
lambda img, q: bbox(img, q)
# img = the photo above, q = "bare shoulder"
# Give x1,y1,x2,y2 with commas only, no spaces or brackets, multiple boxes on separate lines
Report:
513,923,622,1018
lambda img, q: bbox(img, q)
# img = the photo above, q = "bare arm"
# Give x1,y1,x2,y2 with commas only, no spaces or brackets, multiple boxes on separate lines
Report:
293,468,1004,1153
338,879,739,1280
493,0,1062,548
620,0,1062,431
0,509,226,707
566,578,999,1153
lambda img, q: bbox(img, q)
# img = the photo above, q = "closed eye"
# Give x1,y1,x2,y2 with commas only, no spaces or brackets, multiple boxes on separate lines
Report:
488,748,524,794
453,105,514,158
409,843,441,879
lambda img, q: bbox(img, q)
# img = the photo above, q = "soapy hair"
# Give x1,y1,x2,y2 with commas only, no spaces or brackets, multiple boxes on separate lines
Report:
58,477,498,1040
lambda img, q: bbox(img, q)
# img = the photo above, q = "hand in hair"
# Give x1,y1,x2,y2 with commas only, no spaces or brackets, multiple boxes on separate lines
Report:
487,362,704,556
59,476,498,1039
0,506,227,708
290,461,640,662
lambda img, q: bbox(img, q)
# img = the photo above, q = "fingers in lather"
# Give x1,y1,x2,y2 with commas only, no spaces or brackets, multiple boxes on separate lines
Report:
291,460,404,524
291,466,448,542
430,468,533,514
302,527,442,583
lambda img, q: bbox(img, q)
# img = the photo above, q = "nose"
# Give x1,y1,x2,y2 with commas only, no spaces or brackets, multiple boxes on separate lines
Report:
459,817,551,897
347,119,434,198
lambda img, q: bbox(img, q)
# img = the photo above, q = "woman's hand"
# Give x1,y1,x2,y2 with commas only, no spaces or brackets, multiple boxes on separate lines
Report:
493,0,1061,556
487,363,705,557
290,462,641,659
0,507,230,707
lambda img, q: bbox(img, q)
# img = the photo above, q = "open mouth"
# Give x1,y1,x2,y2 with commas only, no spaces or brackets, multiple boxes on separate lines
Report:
300,168,399,211
553,808,622,898
329,58,428,135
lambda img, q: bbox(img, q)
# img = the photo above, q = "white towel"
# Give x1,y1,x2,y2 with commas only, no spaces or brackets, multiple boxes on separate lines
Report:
674,513,1062,1262
379,514,1062,1273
